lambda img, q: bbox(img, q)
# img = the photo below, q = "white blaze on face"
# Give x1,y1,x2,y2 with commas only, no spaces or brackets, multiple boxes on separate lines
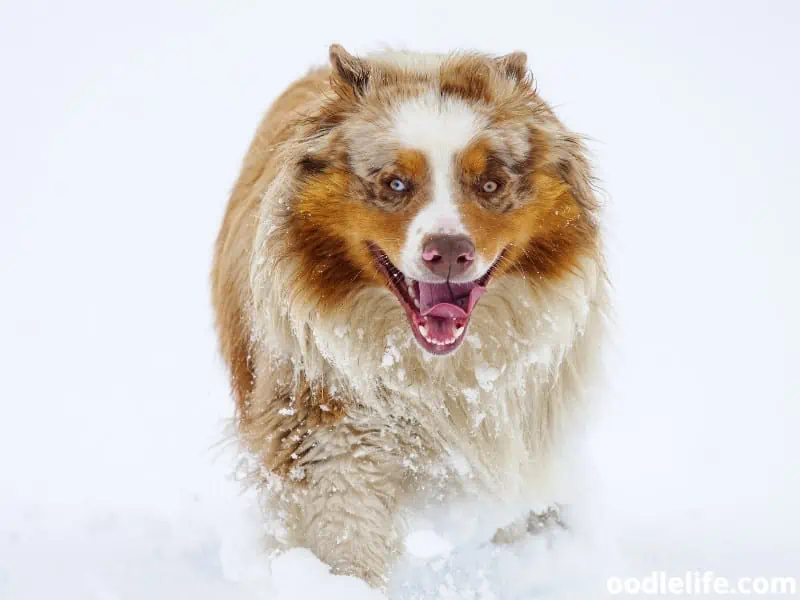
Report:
391,93,489,281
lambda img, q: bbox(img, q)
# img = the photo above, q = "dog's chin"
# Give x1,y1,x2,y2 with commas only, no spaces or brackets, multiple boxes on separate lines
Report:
368,244,502,356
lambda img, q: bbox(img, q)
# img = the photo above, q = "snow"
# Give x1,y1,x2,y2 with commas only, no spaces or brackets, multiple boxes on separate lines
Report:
475,364,501,390
1,1,799,599
405,530,454,559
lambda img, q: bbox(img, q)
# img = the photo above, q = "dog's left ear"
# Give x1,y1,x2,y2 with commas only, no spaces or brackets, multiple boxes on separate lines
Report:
329,44,370,94
495,51,529,82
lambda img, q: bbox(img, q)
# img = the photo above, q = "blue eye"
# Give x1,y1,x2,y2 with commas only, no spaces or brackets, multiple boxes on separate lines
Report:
482,180,499,193
389,179,407,192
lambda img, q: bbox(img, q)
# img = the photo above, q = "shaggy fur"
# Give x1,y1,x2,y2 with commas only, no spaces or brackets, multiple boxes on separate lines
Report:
211,45,609,587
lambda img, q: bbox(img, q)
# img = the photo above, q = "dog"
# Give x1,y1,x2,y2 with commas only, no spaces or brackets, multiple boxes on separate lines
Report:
211,44,608,587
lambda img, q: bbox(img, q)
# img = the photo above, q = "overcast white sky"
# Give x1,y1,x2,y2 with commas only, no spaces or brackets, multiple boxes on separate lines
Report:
1,1,798,598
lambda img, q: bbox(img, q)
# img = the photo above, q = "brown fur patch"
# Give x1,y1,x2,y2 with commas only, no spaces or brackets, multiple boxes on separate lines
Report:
460,138,492,176
515,172,596,280
211,66,332,415
242,370,347,481
458,132,595,282
440,55,495,104
394,148,427,177
285,163,430,313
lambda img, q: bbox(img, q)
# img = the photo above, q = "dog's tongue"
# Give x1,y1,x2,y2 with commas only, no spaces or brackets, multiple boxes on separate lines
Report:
418,281,486,319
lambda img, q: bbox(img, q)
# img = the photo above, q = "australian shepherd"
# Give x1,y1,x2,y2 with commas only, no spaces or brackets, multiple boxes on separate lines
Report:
212,45,609,587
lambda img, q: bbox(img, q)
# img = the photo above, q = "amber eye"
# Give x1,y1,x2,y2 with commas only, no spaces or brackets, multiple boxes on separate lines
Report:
388,178,407,192
482,180,499,193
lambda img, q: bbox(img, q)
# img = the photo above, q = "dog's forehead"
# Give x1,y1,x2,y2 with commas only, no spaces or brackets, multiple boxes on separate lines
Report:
343,94,533,178
390,93,487,159
343,93,487,177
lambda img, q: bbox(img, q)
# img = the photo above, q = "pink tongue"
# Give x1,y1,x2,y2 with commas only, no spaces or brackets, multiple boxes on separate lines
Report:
418,281,486,318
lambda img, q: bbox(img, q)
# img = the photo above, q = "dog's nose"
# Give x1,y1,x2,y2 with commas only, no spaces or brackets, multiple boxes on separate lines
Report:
421,235,476,278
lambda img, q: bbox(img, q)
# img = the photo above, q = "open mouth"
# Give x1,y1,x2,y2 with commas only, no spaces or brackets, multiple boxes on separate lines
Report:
368,243,502,355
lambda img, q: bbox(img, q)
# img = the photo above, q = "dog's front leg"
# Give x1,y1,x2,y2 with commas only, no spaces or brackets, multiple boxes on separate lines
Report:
284,427,406,588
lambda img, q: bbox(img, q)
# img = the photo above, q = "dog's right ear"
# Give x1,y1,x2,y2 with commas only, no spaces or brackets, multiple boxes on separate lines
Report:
495,51,529,83
329,44,370,94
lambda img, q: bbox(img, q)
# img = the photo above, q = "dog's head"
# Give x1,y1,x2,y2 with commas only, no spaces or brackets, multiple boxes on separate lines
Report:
262,46,600,360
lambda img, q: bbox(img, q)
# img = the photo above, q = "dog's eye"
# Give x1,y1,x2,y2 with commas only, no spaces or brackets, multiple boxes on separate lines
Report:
388,178,407,192
482,180,499,193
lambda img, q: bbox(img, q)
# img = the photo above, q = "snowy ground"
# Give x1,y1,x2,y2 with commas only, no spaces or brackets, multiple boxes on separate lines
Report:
1,1,799,598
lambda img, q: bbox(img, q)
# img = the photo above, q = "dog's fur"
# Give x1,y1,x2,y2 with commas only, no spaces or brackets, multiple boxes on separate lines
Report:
211,45,609,586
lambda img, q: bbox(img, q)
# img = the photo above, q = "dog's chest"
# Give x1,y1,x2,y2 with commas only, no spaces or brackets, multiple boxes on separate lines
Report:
352,376,545,500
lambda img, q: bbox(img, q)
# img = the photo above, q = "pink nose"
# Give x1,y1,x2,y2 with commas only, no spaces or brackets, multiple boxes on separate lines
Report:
421,235,476,278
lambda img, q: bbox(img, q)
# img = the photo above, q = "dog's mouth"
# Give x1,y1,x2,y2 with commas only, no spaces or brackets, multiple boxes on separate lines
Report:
368,244,502,355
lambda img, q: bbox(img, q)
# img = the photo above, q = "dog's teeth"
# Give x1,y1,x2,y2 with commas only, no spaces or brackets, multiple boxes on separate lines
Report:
418,322,461,346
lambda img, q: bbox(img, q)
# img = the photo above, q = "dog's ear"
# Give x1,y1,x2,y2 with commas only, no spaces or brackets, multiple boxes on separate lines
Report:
495,51,529,82
329,44,370,94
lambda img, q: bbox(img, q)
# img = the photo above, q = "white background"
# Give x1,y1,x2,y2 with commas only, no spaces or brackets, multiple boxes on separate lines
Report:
1,1,798,598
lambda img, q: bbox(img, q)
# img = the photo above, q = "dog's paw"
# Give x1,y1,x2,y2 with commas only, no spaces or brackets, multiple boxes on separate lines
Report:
526,505,567,535
491,504,568,545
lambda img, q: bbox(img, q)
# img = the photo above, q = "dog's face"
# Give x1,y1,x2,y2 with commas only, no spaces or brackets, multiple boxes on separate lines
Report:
281,47,598,357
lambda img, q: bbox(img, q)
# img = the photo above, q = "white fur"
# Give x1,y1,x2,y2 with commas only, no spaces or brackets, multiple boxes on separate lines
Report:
391,93,491,282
